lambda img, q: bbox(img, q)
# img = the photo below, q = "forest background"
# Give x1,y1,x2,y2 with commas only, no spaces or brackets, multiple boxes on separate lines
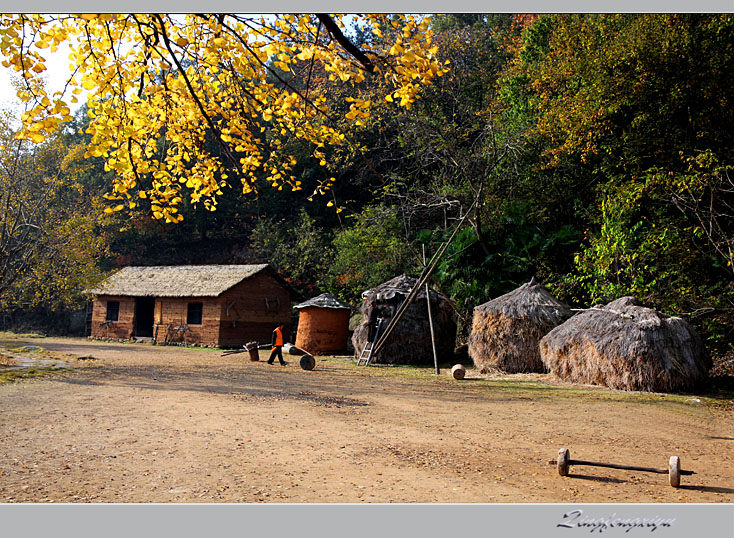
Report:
1,14,732,375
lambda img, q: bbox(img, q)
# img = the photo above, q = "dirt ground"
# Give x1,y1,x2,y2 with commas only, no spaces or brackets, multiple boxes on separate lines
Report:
0,334,732,503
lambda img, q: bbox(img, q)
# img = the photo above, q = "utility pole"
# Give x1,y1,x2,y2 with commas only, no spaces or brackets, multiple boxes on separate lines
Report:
424,244,439,375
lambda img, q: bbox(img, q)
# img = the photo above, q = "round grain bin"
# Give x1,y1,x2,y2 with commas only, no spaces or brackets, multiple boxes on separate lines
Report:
294,293,353,355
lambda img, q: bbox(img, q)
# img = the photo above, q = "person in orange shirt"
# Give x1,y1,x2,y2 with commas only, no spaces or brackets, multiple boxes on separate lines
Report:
267,323,287,366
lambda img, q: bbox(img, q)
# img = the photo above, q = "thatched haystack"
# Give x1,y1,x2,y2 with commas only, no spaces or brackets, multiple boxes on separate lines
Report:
540,296,712,392
352,275,456,366
468,278,573,373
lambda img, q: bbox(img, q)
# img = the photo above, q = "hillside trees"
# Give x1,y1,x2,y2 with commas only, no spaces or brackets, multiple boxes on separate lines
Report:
0,113,108,329
519,14,733,175
246,208,335,297
505,14,734,353
0,12,731,361
322,15,584,318
327,206,422,302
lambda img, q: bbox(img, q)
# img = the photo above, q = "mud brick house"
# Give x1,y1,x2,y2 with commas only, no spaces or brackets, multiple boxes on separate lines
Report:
87,264,296,347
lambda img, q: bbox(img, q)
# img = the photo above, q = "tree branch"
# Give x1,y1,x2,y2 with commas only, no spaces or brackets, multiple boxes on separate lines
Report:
316,14,375,73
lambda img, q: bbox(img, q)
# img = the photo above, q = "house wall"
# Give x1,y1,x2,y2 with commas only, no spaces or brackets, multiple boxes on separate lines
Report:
154,297,221,346
218,271,292,347
91,295,222,345
90,295,136,339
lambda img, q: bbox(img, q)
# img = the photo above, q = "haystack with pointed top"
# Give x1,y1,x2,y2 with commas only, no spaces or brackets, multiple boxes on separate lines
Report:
540,296,711,392
352,275,456,366
468,278,573,373
294,293,354,355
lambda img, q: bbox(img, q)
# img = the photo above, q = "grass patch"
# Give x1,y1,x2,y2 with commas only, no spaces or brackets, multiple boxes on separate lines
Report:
108,338,227,353
171,344,226,352
6,345,46,355
1,331,46,339
0,367,62,385
0,331,46,350
0,336,78,385
317,356,731,416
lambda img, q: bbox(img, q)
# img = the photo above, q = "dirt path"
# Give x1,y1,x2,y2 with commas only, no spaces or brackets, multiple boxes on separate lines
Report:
0,335,732,503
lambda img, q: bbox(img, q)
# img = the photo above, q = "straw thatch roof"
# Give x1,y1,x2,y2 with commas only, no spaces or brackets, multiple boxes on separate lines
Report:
295,293,354,310
353,275,456,366
540,296,712,392
361,274,445,302
87,264,281,297
468,278,573,373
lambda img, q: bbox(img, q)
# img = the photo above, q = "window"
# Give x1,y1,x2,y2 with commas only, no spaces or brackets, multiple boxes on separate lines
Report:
264,297,280,312
187,302,203,325
105,301,120,322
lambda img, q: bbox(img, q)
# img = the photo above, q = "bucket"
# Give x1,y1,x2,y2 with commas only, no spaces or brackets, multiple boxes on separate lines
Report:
246,341,259,361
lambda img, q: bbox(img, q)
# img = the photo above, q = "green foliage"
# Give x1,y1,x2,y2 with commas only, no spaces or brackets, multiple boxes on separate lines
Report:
430,202,582,333
498,13,734,361
327,206,420,303
512,14,734,176
248,208,334,297
647,150,734,274
0,117,108,314
572,177,721,312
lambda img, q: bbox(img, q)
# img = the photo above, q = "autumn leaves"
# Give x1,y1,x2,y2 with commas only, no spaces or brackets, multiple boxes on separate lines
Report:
0,14,447,223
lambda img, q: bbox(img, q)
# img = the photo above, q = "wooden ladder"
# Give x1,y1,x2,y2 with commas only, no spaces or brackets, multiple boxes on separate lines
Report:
357,318,384,366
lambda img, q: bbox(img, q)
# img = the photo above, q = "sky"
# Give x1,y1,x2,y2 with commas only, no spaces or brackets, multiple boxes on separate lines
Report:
0,40,80,114
0,13,273,116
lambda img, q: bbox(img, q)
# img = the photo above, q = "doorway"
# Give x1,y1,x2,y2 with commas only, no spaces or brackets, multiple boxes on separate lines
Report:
134,297,155,337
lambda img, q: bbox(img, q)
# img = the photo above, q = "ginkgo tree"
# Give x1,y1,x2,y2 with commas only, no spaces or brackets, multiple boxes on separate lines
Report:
0,13,447,222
